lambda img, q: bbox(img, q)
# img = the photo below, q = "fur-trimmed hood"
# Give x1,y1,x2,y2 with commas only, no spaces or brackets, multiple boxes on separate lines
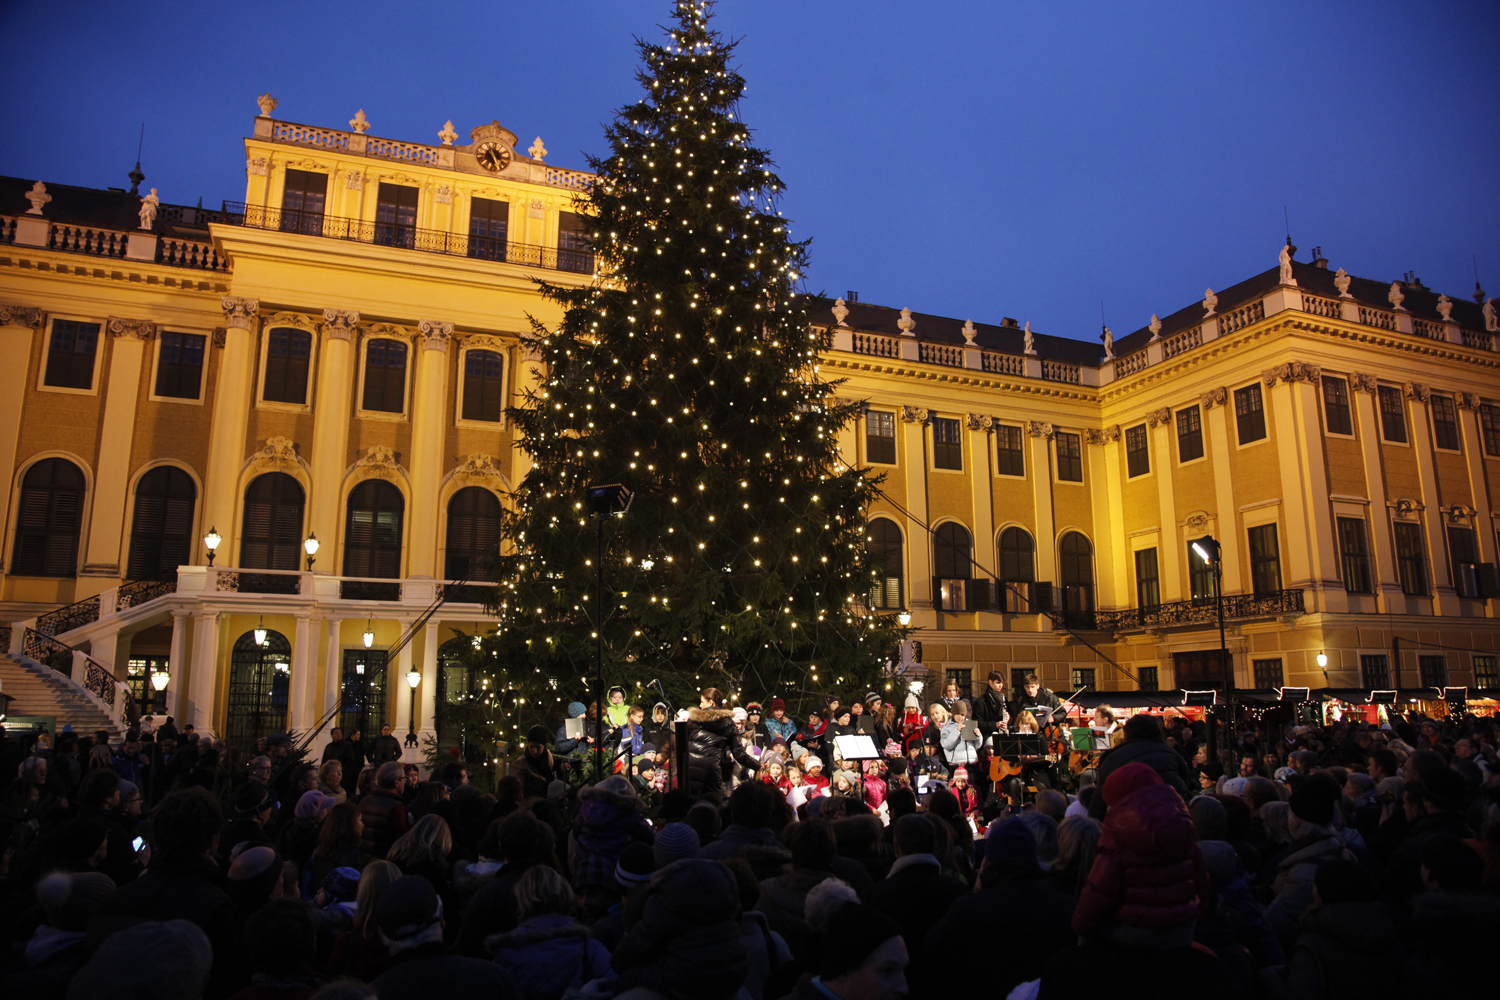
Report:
688,707,737,723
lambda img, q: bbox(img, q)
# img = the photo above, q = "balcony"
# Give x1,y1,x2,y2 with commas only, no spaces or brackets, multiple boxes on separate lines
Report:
221,203,594,274
1092,589,1305,632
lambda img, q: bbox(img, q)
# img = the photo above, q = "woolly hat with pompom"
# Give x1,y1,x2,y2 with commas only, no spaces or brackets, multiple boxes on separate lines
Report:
37,871,115,931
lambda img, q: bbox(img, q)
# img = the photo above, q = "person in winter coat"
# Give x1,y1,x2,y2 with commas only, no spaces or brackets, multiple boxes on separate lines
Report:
569,776,654,890
866,814,967,993
1089,713,1193,819
1281,860,1400,1000
926,818,1075,998
940,699,981,771
487,866,612,1000
513,726,559,800
607,858,750,1000
764,699,799,742
358,762,410,859
685,688,760,801
4,871,115,998
1072,762,1210,941
756,819,841,942
1265,776,1356,948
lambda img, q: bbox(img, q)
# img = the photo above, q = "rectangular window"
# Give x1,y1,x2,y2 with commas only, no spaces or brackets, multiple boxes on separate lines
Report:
374,182,419,248
1378,385,1407,443
1135,547,1160,609
945,668,972,695
462,349,505,422
1448,526,1480,596
263,327,312,404
1234,384,1266,444
932,417,962,471
1431,395,1460,450
1056,432,1083,482
1253,658,1284,689
996,424,1024,476
1071,668,1096,692
1360,654,1390,689
1419,655,1447,688
468,197,509,261
1475,655,1498,689
1393,522,1427,595
44,319,100,390
280,169,327,235
1125,424,1150,477
866,411,896,465
558,211,593,273
1481,403,1500,457
1249,524,1281,595
362,339,408,413
1137,666,1159,692
1177,406,1204,462
1010,668,1030,693
1189,542,1216,601
1337,517,1373,594
1322,376,1353,435
154,332,206,399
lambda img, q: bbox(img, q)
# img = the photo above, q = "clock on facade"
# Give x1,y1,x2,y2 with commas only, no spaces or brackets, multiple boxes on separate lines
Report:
475,141,512,173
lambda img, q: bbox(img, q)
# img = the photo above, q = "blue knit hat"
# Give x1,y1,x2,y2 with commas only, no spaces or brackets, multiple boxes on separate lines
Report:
567,702,588,718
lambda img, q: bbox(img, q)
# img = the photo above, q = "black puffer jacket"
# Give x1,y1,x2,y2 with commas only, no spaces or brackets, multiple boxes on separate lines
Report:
685,707,758,800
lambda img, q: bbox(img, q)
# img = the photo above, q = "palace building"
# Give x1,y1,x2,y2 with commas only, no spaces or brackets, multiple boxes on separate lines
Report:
2,101,1498,752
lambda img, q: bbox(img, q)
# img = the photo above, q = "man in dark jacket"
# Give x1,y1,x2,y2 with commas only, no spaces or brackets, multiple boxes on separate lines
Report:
92,787,244,999
864,814,967,993
367,723,403,766
1382,767,1475,901
1011,671,1065,725
371,876,521,1000
927,818,1075,998
1090,712,1192,818
220,782,277,857
359,761,410,859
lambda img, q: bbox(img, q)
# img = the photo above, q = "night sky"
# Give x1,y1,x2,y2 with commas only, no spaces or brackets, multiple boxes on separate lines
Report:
3,1,1496,342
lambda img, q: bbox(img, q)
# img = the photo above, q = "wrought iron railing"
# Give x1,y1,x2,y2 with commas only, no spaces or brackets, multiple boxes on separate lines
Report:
36,594,101,637
222,203,594,274
0,623,10,653
1093,588,1305,632
22,627,76,674
440,582,499,605
215,571,303,595
116,577,177,612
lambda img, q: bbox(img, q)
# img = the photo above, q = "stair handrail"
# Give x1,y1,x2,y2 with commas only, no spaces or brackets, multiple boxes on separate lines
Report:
19,627,126,728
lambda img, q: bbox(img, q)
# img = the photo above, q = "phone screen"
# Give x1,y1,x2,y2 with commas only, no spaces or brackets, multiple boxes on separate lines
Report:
131,837,145,852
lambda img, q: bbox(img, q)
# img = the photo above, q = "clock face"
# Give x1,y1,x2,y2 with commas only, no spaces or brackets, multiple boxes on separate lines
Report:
475,141,511,173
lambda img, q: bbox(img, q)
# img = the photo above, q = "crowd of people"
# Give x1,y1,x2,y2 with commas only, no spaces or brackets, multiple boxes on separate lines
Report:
1,671,1497,1000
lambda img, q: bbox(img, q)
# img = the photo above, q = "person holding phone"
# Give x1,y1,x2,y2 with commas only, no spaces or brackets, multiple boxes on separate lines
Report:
941,699,981,774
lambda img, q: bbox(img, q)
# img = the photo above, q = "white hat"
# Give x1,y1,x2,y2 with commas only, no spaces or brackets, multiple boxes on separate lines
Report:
732,707,748,721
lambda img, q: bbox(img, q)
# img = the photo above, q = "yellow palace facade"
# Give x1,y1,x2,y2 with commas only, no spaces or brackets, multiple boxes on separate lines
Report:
1,101,1498,750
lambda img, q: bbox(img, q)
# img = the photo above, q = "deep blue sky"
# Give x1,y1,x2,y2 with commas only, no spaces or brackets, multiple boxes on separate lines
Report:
3,1,1496,341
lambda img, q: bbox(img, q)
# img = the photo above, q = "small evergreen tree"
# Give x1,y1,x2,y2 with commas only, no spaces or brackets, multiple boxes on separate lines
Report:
480,1,904,739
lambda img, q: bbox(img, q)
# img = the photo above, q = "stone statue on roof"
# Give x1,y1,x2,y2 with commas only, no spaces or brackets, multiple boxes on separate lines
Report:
1279,243,1296,285
138,188,159,230
1148,314,1162,342
897,308,915,336
1436,295,1453,322
1334,268,1352,299
1101,326,1115,361
962,320,977,346
1485,298,1497,333
1389,281,1406,312
1023,321,1036,356
1203,289,1218,316
831,298,849,327
25,181,50,215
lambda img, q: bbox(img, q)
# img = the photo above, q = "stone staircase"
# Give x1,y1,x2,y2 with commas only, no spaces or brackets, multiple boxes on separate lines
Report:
0,655,125,739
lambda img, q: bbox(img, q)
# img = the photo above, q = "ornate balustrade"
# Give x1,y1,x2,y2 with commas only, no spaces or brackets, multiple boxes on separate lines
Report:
1092,588,1305,632
982,352,1025,375
851,332,900,358
918,342,963,367
1160,326,1202,359
1041,360,1080,383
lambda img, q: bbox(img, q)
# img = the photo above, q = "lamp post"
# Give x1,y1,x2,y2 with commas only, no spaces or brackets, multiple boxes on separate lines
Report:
304,534,320,571
407,666,421,741
1191,535,1232,763
897,610,912,627
204,527,221,567
150,668,170,692
585,483,632,781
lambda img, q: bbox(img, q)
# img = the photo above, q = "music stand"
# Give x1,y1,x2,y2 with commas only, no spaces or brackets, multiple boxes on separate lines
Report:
992,734,1046,758
834,734,881,800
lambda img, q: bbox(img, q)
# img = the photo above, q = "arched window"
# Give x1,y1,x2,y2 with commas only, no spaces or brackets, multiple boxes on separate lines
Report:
225,629,291,749
241,473,305,571
11,458,86,577
998,526,1035,613
461,349,505,422
127,466,196,580
933,522,973,611
446,487,500,581
865,518,904,610
344,480,404,578
1059,532,1095,616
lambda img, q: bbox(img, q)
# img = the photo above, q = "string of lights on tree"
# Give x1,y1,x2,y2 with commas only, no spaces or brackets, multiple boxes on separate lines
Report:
464,0,907,745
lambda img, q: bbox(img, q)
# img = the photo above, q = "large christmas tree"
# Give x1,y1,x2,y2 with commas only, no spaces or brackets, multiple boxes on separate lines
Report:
477,0,904,738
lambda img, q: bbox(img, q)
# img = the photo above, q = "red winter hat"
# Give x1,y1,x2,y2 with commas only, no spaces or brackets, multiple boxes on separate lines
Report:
770,698,786,711
1102,762,1163,807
